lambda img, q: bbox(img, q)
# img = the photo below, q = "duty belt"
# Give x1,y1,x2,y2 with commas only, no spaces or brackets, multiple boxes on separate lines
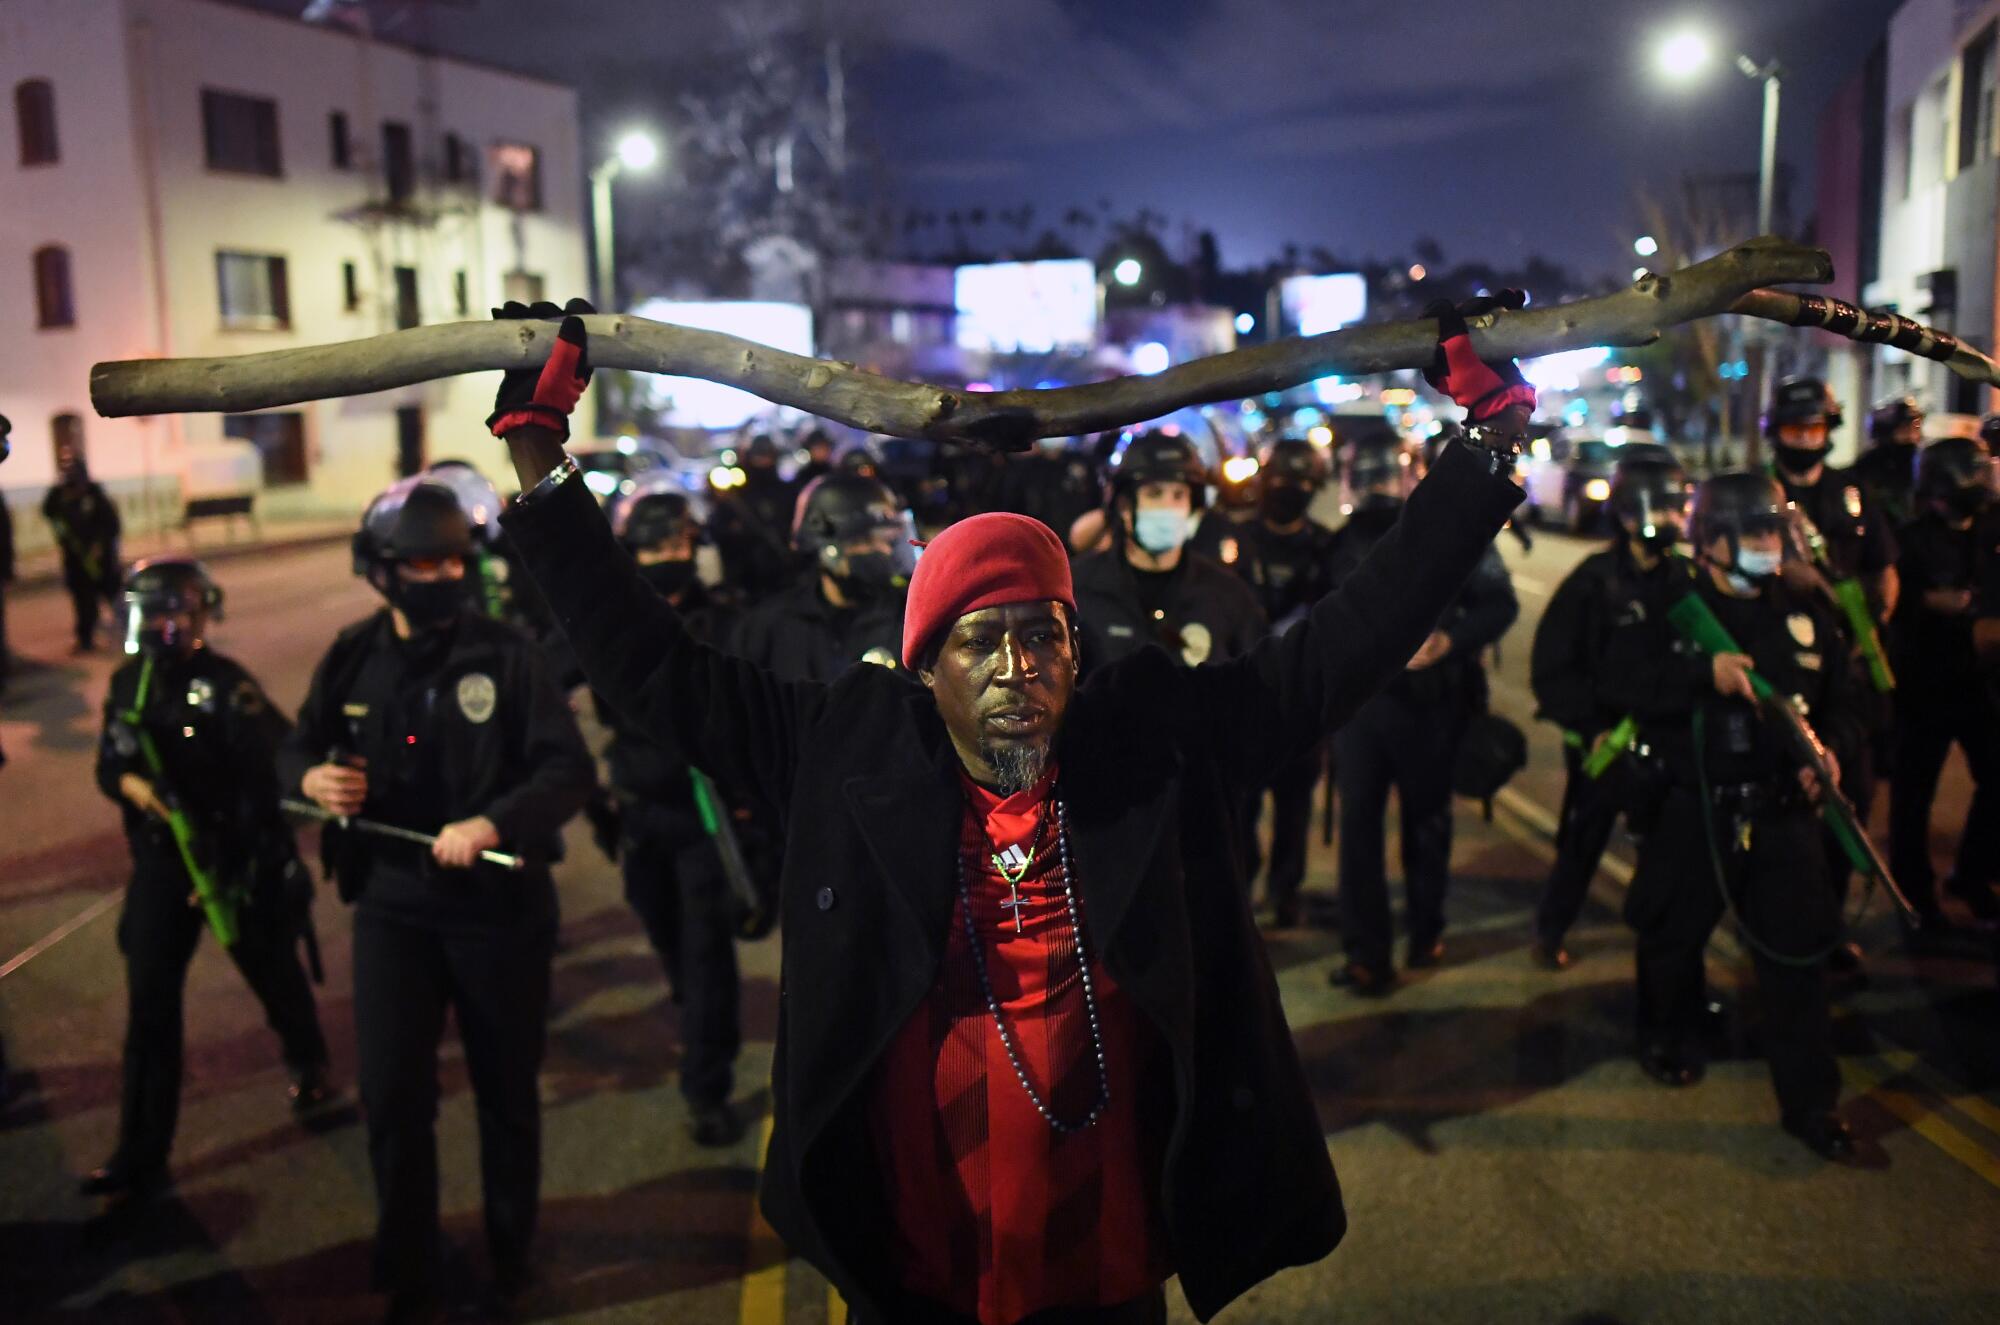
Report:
1708,779,1809,817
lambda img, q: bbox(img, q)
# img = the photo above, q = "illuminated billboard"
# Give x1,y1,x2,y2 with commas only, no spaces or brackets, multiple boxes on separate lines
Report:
954,260,1098,353
1280,273,1367,337
630,299,816,430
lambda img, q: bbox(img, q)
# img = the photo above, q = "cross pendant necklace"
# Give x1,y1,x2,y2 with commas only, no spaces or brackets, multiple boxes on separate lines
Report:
986,806,1047,935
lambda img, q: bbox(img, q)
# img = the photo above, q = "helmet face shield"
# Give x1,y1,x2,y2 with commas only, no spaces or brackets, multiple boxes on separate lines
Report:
121,559,223,656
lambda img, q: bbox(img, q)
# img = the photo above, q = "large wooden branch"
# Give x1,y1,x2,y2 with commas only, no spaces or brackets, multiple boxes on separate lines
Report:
93,237,1970,454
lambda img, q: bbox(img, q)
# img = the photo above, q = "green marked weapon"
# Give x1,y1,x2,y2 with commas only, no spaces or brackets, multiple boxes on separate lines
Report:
1793,511,1895,693
689,768,771,938
119,655,242,947
1580,715,1639,780
1664,593,1917,922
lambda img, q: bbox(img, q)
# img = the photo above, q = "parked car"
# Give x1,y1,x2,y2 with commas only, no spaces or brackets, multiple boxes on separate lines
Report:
1521,437,1676,533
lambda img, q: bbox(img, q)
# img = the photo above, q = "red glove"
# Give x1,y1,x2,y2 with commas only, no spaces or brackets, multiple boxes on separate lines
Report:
486,297,594,439
1422,293,1537,423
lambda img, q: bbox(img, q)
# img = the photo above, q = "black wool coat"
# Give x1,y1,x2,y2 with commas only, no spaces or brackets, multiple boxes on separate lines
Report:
502,441,1522,1322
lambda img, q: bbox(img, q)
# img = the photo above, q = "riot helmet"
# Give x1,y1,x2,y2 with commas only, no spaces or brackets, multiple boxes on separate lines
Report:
1608,455,1689,551
1344,440,1409,513
1979,414,2000,452
1257,437,1327,525
1868,396,1924,448
353,478,474,629
422,459,505,541
1915,436,1995,520
122,557,223,657
792,471,917,599
1765,376,1841,479
1105,429,1206,556
1691,470,1790,587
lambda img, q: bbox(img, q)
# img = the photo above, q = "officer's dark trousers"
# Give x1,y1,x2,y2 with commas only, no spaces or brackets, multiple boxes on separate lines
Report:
114,852,327,1172
1624,789,1839,1120
1335,692,1453,968
621,800,741,1109
1255,741,1323,913
64,567,109,649
1889,698,2000,902
353,892,555,1293
1534,744,1619,947
853,1285,1168,1325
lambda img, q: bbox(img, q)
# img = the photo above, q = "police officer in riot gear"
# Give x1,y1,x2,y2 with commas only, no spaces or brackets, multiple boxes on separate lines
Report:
1070,429,1265,672
711,433,799,604
422,459,521,625
1887,435,2000,927
86,557,331,1198
1852,396,1926,533
994,434,1102,546
1199,436,1339,925
731,471,915,680
599,480,748,1146
1528,453,1691,969
283,478,594,1318
1620,472,1857,1160
1327,440,1517,993
42,444,121,653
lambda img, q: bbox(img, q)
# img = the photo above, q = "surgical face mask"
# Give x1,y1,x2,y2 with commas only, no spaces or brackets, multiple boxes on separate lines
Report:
1133,507,1190,555
639,559,698,597
1261,483,1314,525
1773,444,1829,477
1731,546,1783,586
390,577,467,630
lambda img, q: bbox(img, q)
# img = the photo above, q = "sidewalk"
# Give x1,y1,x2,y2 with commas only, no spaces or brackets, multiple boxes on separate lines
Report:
7,514,354,593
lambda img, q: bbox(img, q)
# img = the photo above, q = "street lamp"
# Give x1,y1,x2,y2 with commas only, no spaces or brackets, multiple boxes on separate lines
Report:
1654,25,1783,236
590,129,660,312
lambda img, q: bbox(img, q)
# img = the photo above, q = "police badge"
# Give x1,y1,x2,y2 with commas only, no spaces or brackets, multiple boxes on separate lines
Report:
456,672,498,724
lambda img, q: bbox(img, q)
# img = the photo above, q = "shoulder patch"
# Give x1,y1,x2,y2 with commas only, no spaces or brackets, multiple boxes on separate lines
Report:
456,671,498,724
860,646,899,669
1787,612,1816,648
1180,621,1214,666
1844,486,1863,519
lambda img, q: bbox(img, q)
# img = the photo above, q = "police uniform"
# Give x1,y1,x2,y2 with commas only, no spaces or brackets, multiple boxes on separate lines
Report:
1887,507,2000,917
1203,506,1339,921
595,576,745,1124
1327,506,1517,979
710,454,799,605
1618,569,1854,1135
1529,543,1690,955
1850,442,1922,535
42,470,121,651
93,641,329,1189
994,445,1102,545
730,572,907,680
1069,549,1265,673
282,604,593,1296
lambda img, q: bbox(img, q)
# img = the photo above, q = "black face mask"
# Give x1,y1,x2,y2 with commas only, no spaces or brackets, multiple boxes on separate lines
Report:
391,578,468,630
639,559,698,597
1946,484,1993,519
1631,518,1683,553
1773,444,1830,477
1261,484,1314,525
833,550,900,601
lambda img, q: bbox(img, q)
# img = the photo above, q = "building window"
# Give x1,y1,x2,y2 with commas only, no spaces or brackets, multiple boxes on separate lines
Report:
454,269,469,316
382,121,413,203
502,269,544,305
330,110,351,168
216,251,291,329
1965,23,1998,168
489,141,541,211
444,131,474,183
342,260,360,312
16,79,57,165
52,412,85,468
202,88,281,176
33,245,74,328
394,265,419,329
224,411,308,487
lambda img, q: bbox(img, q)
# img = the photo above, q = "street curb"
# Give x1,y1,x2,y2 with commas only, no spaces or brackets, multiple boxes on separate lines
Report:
9,528,353,593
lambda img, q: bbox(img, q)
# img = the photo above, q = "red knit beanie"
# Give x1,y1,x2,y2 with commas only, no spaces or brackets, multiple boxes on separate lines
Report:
902,512,1076,669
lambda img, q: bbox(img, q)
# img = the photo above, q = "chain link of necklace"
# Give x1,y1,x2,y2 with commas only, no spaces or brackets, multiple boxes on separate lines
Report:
954,799,1110,1133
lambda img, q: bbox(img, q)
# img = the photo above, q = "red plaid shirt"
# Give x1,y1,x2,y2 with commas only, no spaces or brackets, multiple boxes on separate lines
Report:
869,766,1168,1323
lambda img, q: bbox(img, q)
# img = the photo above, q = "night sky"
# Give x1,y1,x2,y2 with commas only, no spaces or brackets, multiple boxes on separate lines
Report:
242,0,1897,278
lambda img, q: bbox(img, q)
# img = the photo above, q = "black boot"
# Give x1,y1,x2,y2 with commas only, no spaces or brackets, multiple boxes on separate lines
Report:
1782,1110,1856,1161
1638,1040,1704,1088
78,1157,168,1199
289,1062,336,1115
690,1100,744,1148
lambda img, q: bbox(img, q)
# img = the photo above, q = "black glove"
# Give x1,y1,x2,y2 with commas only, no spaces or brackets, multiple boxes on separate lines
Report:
1421,292,1537,423
486,298,595,439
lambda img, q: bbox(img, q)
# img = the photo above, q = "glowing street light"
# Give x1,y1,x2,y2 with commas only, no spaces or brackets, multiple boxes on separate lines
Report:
1112,257,1144,287
1633,235,1659,257
616,130,659,172
1656,28,1712,81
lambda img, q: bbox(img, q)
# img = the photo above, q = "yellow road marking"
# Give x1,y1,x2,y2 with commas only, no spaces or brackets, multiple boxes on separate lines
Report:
829,1284,849,1323
739,1112,788,1325
1841,1055,2000,1191
1870,1047,2000,1141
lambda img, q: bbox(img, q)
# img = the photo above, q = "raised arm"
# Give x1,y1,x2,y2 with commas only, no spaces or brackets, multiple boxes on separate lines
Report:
490,303,823,811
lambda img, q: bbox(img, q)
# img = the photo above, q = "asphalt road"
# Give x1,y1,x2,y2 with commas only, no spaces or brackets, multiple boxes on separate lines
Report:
1,528,1996,1325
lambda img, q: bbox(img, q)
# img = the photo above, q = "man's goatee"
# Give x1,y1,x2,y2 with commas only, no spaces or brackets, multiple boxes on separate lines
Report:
982,740,1050,795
